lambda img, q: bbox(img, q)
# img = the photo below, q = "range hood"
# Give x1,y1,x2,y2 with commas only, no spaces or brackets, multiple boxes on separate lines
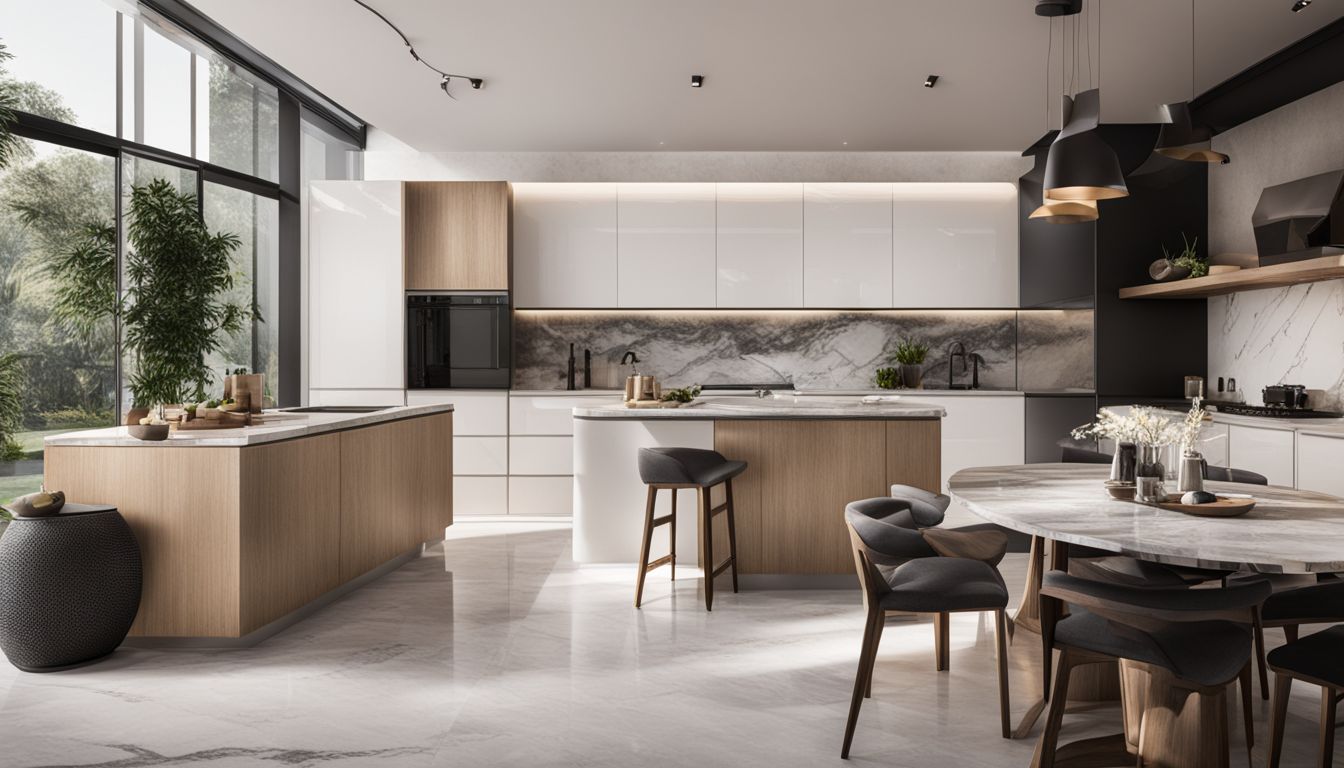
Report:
1253,169,1344,266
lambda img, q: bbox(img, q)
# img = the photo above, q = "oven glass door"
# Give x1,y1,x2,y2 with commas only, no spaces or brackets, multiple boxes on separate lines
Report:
448,306,502,370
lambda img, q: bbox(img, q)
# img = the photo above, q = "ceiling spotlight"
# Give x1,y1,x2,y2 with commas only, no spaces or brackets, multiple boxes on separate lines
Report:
1292,0,1311,11
468,78,484,90
924,75,939,88
690,75,704,88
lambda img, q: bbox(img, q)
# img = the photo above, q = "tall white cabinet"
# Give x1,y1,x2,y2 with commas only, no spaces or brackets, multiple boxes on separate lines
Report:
716,183,804,307
891,183,1018,308
802,183,894,308
617,183,717,308
308,181,406,405
512,183,618,308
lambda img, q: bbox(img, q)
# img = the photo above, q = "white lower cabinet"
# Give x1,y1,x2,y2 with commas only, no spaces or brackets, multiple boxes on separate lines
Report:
409,390,509,436
453,437,508,475
1297,434,1344,497
510,436,574,476
510,476,574,516
1228,424,1296,487
1198,423,1229,468
454,476,509,516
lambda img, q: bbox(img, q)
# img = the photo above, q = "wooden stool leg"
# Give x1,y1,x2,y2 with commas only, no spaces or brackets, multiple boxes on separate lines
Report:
841,607,882,759
934,612,950,672
725,478,739,593
701,487,714,611
1322,686,1338,768
669,489,677,582
1286,624,1301,643
1254,608,1271,701
1269,673,1293,768
634,486,657,608
996,609,1012,739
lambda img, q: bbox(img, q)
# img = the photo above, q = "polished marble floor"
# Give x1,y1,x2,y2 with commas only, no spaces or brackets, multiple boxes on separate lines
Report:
0,522,1332,767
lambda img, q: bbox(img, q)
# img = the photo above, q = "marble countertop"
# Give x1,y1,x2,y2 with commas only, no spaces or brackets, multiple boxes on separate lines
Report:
573,395,945,420
44,404,455,448
948,463,1344,574
507,390,624,397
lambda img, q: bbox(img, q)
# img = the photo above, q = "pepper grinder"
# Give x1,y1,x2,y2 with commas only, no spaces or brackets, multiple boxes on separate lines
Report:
566,344,576,391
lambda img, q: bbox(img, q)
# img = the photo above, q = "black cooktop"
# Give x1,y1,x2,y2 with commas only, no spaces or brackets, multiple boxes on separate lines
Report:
1211,403,1344,419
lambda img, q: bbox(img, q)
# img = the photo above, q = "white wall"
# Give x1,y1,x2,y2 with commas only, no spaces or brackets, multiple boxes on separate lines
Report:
1207,80,1344,412
363,129,1030,183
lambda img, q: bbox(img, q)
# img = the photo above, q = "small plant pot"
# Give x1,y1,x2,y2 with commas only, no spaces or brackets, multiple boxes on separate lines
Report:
128,424,169,441
900,364,924,389
125,407,150,426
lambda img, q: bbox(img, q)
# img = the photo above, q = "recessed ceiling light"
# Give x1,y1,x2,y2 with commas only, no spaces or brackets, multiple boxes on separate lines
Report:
1292,0,1311,11
690,75,704,88
924,75,940,88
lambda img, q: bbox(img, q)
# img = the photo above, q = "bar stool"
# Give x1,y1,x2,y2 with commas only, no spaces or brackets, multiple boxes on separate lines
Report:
635,447,747,610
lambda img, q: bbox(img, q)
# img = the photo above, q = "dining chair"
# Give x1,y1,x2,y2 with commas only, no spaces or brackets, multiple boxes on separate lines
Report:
841,497,1012,758
1253,577,1344,700
1034,572,1270,768
1267,623,1344,768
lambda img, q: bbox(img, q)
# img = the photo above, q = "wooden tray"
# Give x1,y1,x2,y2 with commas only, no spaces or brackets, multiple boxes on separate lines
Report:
624,399,684,409
1154,494,1256,518
175,412,253,430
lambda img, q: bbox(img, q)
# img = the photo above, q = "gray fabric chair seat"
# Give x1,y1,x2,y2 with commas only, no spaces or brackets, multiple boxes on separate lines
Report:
879,557,1009,613
888,485,950,526
637,447,747,487
1056,608,1252,687
1261,581,1344,623
1201,464,1268,485
1267,624,1344,687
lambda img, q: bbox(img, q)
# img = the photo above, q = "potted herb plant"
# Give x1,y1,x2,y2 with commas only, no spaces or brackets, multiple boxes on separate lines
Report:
892,338,930,389
121,179,252,420
875,366,899,390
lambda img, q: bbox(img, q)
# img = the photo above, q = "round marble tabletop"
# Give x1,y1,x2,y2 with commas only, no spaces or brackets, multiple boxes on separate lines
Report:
948,463,1344,575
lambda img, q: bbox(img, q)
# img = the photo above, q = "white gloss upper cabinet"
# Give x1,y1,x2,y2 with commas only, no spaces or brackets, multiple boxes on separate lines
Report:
308,181,404,391
512,183,618,308
617,183,717,308
891,183,1018,308
716,183,803,307
803,183,893,308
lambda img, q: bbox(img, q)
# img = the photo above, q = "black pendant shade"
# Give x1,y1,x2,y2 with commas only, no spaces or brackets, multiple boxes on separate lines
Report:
1154,101,1230,164
1035,0,1082,16
1028,197,1098,223
1043,89,1129,201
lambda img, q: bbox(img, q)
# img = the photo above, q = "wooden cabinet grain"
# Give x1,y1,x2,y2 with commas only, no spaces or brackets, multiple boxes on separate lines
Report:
404,181,510,291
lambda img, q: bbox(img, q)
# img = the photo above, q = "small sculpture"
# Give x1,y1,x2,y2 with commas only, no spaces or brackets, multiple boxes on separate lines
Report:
3,490,66,518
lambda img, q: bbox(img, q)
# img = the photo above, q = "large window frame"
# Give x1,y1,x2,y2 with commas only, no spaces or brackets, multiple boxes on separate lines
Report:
6,2,366,411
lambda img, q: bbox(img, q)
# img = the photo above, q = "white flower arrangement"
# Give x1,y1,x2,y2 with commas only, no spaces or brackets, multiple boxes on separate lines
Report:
1177,396,1207,456
1072,404,1189,447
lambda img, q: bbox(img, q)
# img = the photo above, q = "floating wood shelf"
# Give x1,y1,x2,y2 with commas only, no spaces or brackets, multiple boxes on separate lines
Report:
1119,255,1344,299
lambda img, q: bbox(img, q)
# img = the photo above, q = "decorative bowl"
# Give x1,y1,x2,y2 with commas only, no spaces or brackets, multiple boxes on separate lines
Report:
128,424,170,441
1105,483,1137,501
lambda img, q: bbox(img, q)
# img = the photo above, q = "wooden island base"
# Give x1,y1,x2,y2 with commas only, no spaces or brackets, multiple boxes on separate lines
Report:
44,411,453,641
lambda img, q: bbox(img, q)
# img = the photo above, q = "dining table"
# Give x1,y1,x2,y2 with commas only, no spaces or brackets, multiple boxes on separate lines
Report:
947,463,1344,760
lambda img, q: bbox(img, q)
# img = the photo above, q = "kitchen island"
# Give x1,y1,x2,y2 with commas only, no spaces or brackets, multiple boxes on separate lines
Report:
43,404,454,642
572,396,944,578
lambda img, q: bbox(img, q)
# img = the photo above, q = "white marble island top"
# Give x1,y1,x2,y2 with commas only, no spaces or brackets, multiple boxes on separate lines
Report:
573,395,945,420
44,404,454,448
949,463,1344,574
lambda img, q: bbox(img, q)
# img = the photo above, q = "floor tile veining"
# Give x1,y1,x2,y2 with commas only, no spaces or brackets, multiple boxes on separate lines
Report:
0,523,1327,767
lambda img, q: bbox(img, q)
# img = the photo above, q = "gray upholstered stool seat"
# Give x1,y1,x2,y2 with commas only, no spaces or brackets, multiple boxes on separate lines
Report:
880,558,1008,613
633,446,747,611
1056,608,1251,687
1267,624,1344,687
638,447,747,487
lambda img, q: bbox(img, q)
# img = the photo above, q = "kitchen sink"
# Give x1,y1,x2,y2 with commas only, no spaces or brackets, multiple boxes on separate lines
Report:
282,406,392,414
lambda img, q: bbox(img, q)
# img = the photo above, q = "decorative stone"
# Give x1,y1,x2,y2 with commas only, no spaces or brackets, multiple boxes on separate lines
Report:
3,491,66,519
1181,490,1218,505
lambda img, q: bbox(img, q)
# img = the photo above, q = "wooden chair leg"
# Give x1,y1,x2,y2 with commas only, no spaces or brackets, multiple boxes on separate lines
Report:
842,608,882,759
724,478,739,593
1269,673,1293,768
700,487,714,611
996,609,1011,739
1254,607,1271,701
1285,624,1300,643
668,488,676,581
934,612,950,672
1239,662,1255,759
1033,648,1077,768
634,486,657,608
1323,685,1338,768
865,615,885,699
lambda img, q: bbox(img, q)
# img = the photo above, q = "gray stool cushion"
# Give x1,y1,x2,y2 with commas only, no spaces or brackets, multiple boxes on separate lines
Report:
888,485,950,527
1055,609,1251,687
1262,581,1344,623
638,447,747,487
879,557,1008,613
1267,624,1344,687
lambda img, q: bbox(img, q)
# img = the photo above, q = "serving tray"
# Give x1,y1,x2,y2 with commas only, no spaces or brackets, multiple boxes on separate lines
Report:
1154,494,1256,518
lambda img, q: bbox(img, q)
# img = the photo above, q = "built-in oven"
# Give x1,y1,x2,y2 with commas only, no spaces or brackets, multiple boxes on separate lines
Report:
406,293,511,389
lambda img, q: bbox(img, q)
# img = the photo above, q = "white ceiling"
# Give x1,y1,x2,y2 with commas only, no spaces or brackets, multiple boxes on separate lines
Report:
189,0,1343,152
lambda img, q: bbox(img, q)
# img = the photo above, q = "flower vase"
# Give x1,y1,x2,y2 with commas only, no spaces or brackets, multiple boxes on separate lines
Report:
1177,451,1204,494
1110,442,1136,485
1135,443,1167,503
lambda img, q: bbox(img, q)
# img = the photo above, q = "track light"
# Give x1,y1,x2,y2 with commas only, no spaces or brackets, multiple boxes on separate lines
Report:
1292,0,1311,11
468,78,483,90
924,75,939,88
690,75,704,88
353,1,485,99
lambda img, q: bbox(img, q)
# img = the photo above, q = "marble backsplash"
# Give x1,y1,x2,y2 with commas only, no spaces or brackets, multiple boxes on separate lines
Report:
513,309,1094,392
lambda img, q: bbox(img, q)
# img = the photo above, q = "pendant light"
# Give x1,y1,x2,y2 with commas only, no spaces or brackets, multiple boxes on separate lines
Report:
1151,6,1229,164
1041,0,1128,202
1030,13,1099,223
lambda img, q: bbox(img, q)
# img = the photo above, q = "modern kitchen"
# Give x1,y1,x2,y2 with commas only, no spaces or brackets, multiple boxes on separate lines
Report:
2,1,1344,767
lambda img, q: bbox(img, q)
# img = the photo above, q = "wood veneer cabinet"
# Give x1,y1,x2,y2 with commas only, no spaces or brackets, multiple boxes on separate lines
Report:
44,411,453,639
404,181,511,291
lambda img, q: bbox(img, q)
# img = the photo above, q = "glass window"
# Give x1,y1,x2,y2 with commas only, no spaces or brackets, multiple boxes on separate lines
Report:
139,20,192,156
0,0,117,135
0,138,118,503
198,55,280,182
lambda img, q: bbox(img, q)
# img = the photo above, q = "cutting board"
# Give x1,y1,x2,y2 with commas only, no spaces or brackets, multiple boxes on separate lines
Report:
1155,494,1256,518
